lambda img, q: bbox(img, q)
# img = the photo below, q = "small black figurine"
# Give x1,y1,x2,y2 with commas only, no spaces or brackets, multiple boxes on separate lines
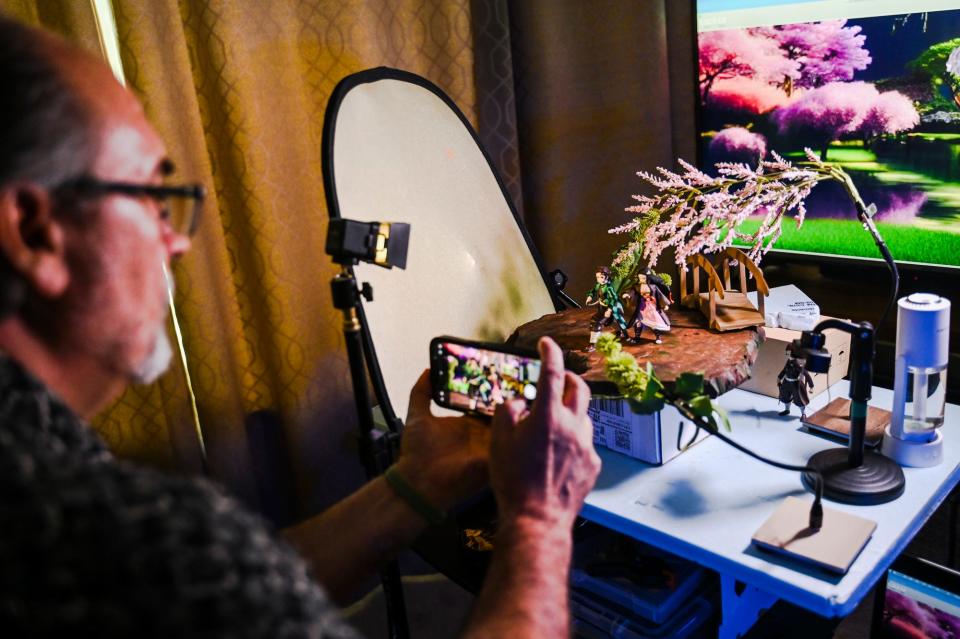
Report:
777,345,814,418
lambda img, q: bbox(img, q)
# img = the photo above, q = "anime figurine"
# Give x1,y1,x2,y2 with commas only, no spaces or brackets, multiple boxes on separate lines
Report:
462,357,485,411
777,346,814,418
585,266,628,351
479,363,503,408
623,269,672,345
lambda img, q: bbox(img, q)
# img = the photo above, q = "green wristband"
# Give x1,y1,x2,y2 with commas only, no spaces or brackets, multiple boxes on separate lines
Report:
383,465,447,525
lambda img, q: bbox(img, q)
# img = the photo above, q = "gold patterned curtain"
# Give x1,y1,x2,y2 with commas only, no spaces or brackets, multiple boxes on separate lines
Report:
102,0,483,515
0,0,101,51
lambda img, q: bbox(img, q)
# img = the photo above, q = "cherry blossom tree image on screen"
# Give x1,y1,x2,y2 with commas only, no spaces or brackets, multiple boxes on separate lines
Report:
698,29,799,106
707,76,794,115
773,82,918,159
694,10,960,266
859,91,921,143
755,20,872,92
708,126,768,167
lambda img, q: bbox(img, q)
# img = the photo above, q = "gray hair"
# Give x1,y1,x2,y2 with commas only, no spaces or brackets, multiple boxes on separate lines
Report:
0,15,99,318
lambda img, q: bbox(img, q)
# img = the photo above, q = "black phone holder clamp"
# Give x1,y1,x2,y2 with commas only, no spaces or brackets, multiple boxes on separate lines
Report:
792,319,905,505
326,217,412,475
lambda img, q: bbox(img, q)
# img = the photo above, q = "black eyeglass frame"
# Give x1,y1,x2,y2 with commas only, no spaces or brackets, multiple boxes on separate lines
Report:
57,177,207,237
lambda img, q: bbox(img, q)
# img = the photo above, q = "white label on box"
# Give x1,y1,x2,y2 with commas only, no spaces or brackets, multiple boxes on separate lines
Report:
588,398,661,463
787,300,818,312
587,399,711,464
588,398,632,454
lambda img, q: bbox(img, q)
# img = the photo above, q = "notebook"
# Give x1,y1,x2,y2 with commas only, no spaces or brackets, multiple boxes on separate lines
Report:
752,496,877,574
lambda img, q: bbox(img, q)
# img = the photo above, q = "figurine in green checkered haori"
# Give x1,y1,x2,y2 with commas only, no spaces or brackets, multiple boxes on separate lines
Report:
462,357,485,411
585,266,628,352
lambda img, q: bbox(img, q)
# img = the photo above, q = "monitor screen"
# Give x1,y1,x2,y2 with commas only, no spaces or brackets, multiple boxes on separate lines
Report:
696,0,960,269
876,565,960,637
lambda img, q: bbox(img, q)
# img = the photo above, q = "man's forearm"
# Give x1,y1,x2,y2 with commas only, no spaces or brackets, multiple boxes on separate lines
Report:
283,476,428,604
463,516,574,638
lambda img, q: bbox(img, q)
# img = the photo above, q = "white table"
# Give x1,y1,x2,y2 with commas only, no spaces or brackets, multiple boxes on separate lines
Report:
581,382,960,638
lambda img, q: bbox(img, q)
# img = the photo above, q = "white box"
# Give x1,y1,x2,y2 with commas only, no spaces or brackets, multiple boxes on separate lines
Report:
739,320,851,400
588,397,711,465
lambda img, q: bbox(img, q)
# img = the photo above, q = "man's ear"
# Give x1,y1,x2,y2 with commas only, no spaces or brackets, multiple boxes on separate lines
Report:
0,184,70,298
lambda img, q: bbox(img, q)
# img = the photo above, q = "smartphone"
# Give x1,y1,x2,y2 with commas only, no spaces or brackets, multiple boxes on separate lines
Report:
430,336,542,417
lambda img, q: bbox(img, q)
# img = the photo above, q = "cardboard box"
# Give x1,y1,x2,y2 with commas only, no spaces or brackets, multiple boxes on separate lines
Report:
588,398,710,464
739,319,851,399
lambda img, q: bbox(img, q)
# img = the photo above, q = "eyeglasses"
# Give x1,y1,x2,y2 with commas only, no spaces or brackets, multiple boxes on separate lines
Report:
57,177,206,237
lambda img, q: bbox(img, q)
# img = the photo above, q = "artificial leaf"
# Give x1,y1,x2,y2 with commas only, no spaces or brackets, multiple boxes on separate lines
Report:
713,403,732,432
642,374,664,401
628,397,665,414
674,372,705,398
689,394,714,417
703,413,718,432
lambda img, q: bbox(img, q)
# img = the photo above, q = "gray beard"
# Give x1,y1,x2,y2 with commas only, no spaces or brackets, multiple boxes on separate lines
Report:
132,326,173,385
132,269,176,386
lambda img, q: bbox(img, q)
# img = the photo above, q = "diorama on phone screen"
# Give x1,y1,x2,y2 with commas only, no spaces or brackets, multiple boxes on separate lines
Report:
433,340,541,417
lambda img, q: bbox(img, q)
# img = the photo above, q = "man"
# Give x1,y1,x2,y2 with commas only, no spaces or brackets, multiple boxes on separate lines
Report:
0,15,601,638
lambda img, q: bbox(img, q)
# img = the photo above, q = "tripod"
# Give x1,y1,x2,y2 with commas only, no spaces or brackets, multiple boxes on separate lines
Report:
330,265,410,639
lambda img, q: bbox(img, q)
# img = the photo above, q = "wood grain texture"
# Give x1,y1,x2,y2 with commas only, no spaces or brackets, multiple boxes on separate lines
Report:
508,306,764,396
695,290,765,332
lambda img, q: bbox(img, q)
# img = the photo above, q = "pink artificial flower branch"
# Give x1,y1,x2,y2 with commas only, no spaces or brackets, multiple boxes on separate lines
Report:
610,149,868,269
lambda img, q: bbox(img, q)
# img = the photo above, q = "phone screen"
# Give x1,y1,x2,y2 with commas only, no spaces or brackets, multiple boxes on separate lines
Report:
431,338,541,417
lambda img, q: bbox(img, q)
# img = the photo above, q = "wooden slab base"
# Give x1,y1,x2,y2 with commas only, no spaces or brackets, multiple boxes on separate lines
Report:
507,306,764,396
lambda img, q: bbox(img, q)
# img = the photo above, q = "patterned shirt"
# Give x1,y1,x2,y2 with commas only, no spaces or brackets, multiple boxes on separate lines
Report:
0,356,358,638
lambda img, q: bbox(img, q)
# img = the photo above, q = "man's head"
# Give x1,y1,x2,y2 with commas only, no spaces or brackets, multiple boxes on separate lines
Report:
0,17,96,318
0,16,191,413
595,266,610,284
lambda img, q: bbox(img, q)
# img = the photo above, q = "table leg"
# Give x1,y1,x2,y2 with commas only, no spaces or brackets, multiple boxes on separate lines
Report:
719,574,779,639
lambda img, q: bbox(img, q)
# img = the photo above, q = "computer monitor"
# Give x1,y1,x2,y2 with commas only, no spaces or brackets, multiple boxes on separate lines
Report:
696,0,960,270
872,554,960,638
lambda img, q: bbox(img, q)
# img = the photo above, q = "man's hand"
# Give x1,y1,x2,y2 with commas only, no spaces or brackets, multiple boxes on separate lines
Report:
489,337,601,529
463,337,600,638
394,371,491,511
284,371,490,603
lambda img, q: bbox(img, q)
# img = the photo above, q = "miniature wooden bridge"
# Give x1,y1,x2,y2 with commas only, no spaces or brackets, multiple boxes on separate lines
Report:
679,247,769,332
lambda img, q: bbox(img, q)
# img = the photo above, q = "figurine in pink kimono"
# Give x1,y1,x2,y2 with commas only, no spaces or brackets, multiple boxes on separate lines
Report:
623,270,672,345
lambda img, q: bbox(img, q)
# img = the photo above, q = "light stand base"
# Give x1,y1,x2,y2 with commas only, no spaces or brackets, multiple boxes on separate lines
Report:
802,448,905,505
882,427,943,468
